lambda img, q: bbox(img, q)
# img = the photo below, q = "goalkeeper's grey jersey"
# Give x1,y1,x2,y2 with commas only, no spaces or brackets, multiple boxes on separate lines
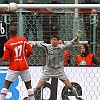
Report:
35,40,75,68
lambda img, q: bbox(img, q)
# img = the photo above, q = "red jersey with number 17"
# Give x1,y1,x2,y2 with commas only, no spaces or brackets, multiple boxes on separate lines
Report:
2,36,33,71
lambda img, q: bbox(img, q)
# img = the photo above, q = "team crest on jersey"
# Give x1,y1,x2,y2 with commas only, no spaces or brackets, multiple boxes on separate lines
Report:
56,48,61,52
80,60,86,65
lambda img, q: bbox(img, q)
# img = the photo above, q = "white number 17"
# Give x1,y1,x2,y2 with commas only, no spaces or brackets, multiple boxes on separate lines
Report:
14,45,22,58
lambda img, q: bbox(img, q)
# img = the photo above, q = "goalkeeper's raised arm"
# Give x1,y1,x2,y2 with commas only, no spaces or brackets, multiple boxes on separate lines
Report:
63,30,83,49
74,30,83,42
29,30,83,47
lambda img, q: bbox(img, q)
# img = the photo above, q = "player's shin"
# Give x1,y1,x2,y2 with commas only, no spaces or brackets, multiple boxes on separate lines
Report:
70,87,84,100
0,88,7,100
28,89,35,100
70,87,79,99
33,88,38,95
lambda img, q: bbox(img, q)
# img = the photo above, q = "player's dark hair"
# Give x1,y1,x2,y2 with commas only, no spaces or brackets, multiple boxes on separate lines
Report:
9,26,17,35
80,44,90,57
81,44,89,52
51,34,59,40
59,39,64,44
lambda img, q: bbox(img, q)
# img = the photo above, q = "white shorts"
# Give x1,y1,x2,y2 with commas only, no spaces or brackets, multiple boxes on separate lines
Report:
5,69,31,82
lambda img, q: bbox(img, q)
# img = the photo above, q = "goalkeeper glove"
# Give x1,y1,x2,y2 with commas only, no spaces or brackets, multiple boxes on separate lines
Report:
76,30,83,39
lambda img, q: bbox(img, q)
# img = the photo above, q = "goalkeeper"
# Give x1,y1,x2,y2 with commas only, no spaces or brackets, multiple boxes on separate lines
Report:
31,30,84,100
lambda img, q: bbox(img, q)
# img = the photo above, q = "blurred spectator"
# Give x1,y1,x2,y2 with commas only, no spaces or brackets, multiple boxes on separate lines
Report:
3,0,8,3
80,9,100,52
47,0,62,4
75,44,100,66
24,0,37,41
58,39,71,66
42,0,61,43
81,0,99,4
1,0,9,39
27,0,34,3
10,13,17,26
79,0,99,53
80,0,99,44
2,0,9,23
90,9,100,52
3,0,9,4
2,0,17,39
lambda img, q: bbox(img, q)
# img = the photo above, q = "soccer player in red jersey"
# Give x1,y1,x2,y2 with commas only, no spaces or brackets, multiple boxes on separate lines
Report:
0,26,35,100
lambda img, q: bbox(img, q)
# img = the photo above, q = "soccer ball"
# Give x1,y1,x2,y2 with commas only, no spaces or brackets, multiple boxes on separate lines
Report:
8,2,18,12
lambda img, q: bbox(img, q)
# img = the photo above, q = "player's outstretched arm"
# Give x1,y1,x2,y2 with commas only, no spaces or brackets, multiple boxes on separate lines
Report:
28,41,35,47
73,30,83,42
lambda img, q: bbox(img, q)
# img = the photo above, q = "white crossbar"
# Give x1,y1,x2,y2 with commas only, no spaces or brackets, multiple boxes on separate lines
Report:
0,4,100,9
28,41,88,44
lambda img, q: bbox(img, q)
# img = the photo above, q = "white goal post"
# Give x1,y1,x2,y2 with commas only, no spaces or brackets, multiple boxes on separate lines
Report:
0,4,100,9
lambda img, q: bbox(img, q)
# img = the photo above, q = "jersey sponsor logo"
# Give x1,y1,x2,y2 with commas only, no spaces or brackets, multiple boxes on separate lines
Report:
10,41,23,46
80,60,86,65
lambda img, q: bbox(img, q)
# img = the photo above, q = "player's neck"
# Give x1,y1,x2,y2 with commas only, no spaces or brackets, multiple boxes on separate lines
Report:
10,35,17,38
52,44,58,47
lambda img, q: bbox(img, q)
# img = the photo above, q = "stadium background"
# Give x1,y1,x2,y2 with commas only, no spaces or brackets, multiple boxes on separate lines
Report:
0,0,100,4
0,0,100,66
0,0,100,100
0,0,99,4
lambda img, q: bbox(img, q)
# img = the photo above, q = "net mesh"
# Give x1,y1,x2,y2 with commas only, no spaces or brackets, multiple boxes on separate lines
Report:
0,67,99,100
0,8,100,66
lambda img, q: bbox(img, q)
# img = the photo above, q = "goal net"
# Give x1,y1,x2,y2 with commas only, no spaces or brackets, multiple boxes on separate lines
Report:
0,4,100,66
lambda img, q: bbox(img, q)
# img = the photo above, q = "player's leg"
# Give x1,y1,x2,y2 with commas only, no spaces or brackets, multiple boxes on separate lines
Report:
0,80,12,100
62,79,79,98
25,81,35,100
62,79,84,100
34,72,49,95
21,69,35,100
0,70,18,100
34,80,45,95
58,67,84,100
